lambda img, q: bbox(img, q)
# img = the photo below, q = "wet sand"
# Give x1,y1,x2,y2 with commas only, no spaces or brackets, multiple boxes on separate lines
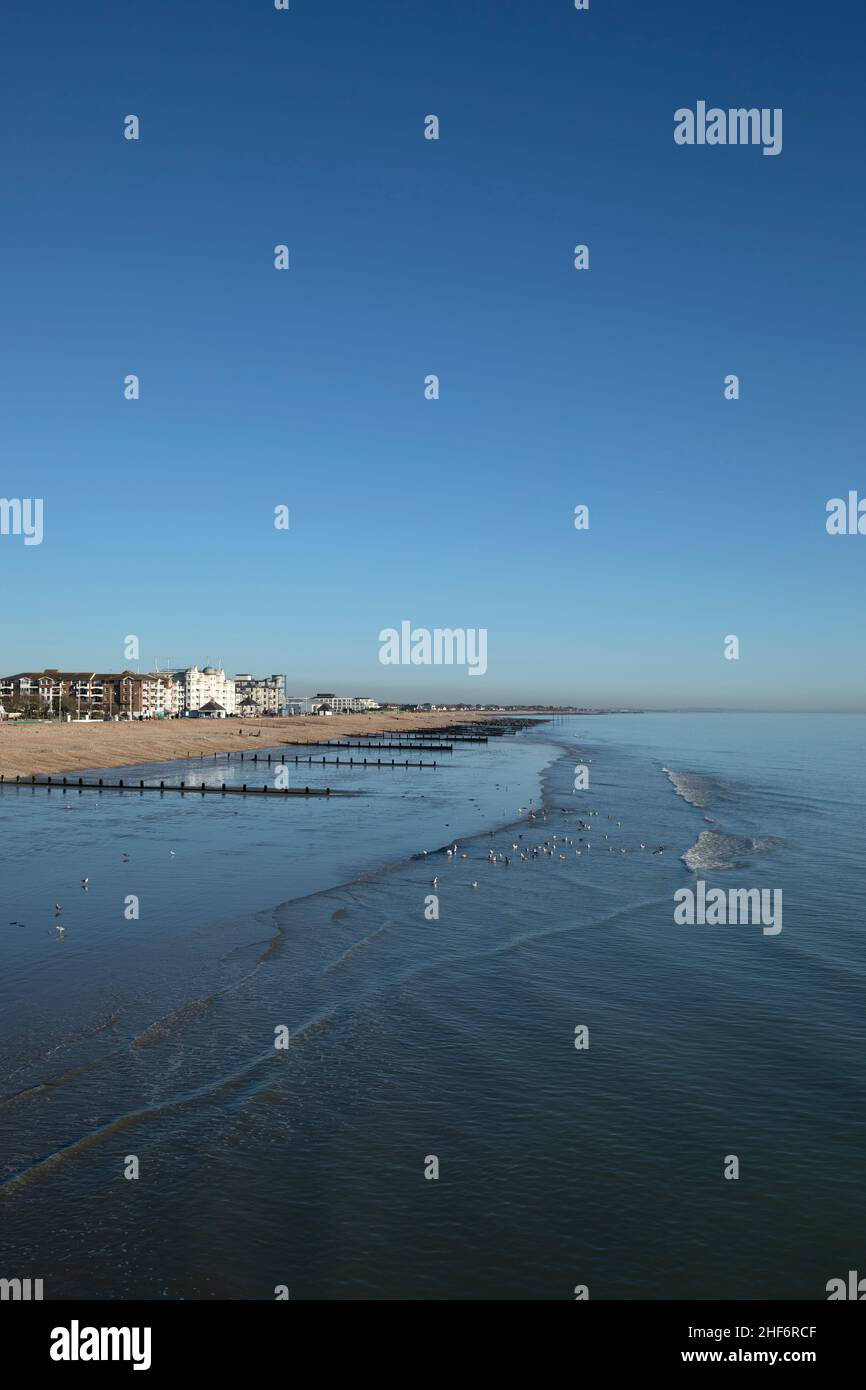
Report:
0,711,516,779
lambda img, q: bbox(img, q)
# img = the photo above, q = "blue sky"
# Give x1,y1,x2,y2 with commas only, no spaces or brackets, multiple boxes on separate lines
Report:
1,0,863,708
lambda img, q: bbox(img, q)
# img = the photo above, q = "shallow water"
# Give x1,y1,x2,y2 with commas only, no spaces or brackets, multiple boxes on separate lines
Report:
1,714,863,1299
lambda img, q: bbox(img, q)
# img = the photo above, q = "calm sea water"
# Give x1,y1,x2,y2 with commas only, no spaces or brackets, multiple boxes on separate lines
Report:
1,714,864,1299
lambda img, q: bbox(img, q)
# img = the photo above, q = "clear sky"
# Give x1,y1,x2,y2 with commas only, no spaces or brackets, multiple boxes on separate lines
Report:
1,0,863,709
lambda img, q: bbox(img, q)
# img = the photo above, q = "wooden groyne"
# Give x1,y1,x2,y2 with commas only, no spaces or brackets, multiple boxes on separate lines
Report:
0,775,352,797
383,720,540,743
281,740,452,753
216,751,440,769
380,730,488,743
190,749,440,769
285,756,438,768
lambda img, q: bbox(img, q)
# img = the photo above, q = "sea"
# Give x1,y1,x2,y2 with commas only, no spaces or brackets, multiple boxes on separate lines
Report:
1,713,864,1300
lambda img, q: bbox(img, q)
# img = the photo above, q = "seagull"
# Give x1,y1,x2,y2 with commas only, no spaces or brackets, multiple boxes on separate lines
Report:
471,881,478,890
122,853,129,862
431,876,438,887
81,878,89,889
169,851,176,858
54,903,62,913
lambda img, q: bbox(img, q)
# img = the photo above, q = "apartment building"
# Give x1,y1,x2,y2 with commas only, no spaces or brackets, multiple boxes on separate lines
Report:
0,670,74,713
166,665,236,715
137,673,179,716
0,669,179,717
233,673,286,716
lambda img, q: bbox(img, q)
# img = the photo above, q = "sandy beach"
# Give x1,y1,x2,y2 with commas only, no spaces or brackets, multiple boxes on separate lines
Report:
0,711,520,780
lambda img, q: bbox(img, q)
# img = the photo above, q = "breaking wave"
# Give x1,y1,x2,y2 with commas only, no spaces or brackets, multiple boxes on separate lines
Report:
663,767,735,809
682,829,783,872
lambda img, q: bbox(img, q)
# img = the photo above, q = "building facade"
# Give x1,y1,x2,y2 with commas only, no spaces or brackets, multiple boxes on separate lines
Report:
0,666,296,719
137,673,179,716
0,669,179,718
166,665,236,715
308,694,380,714
233,673,286,716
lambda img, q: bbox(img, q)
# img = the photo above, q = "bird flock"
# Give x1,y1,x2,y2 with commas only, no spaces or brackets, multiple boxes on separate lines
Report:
430,808,666,889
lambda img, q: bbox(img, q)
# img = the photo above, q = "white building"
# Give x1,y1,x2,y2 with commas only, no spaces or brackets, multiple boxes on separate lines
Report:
168,665,236,716
308,694,380,714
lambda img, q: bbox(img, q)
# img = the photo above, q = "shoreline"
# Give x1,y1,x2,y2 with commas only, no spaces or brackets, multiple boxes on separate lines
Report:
0,711,535,780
